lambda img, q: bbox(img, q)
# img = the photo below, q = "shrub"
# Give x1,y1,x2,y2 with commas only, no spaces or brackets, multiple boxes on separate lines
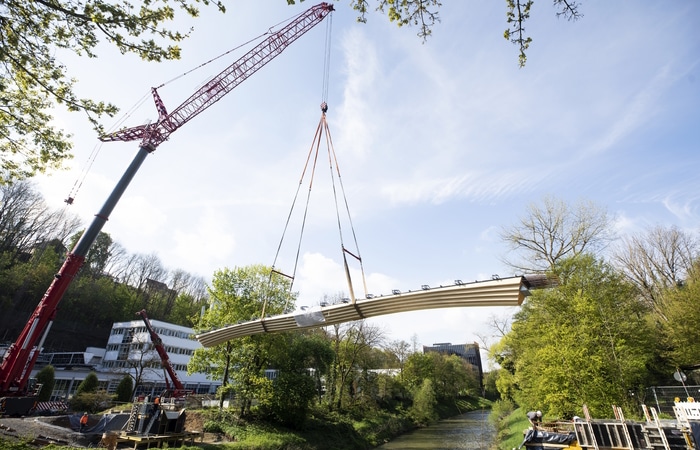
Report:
70,391,112,413
75,372,99,395
115,375,133,403
35,365,56,401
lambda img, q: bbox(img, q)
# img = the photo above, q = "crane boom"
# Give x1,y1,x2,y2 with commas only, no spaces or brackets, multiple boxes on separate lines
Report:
0,3,333,414
100,2,334,147
136,310,189,397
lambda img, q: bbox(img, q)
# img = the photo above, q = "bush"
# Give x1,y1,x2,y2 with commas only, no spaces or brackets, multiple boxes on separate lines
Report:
35,365,55,401
115,375,133,403
202,421,224,433
70,391,113,413
75,372,99,395
409,379,438,425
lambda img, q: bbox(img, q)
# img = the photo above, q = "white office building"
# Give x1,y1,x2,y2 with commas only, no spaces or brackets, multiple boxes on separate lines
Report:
33,318,220,401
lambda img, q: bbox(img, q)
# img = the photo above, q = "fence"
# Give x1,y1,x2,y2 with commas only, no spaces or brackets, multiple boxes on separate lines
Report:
644,385,700,416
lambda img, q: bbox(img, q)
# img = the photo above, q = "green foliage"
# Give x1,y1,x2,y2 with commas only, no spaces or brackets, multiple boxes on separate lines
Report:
189,265,295,416
69,391,112,413
498,255,658,418
403,351,479,402
259,332,334,428
660,262,700,367
202,420,225,433
0,0,225,183
168,293,203,327
483,370,501,401
410,378,439,425
75,371,99,395
490,406,532,450
285,1,582,66
0,439,45,450
69,231,113,278
351,410,413,447
35,365,56,402
115,375,134,403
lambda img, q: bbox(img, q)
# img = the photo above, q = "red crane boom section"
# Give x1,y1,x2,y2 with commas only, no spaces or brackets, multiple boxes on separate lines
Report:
100,2,334,148
0,254,85,395
136,310,188,397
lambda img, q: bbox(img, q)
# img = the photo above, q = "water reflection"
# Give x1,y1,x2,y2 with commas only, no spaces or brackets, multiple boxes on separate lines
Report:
376,409,494,450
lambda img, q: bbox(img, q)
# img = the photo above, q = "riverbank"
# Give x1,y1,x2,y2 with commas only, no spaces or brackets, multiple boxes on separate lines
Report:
0,397,490,449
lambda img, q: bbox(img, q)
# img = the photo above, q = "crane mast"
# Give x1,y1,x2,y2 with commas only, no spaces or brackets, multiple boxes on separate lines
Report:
0,2,333,414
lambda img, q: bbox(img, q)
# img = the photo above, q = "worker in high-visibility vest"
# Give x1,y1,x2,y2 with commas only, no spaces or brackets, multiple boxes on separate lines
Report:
80,412,89,432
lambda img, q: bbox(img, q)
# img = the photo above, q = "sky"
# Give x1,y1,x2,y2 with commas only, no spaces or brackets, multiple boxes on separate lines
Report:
34,1,700,365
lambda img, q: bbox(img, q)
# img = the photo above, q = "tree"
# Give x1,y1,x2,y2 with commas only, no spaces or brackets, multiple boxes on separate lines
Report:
0,0,225,183
497,255,659,418
500,195,613,274
36,365,56,402
115,375,134,404
75,371,99,395
118,253,168,313
288,1,582,65
410,378,438,425
659,261,700,368
0,181,80,261
504,0,583,67
613,225,699,321
261,331,334,428
326,320,385,410
106,333,163,398
402,351,478,401
68,231,114,278
385,339,413,377
482,370,500,401
189,264,295,414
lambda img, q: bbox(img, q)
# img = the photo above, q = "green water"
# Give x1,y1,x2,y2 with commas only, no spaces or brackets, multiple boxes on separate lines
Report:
376,409,494,450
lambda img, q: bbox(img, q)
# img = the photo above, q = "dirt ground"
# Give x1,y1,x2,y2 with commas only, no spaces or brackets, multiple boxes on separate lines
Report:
0,411,221,448
0,416,83,446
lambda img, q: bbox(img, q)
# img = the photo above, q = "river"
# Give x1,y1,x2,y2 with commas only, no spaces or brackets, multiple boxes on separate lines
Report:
375,409,495,450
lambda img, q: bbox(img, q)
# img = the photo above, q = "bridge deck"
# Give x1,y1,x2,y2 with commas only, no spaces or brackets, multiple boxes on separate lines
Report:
196,275,540,347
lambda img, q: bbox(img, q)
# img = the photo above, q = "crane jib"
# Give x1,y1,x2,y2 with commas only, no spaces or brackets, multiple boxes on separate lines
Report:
100,2,334,148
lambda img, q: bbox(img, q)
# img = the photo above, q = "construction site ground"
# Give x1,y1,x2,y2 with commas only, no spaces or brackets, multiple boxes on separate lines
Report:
0,411,223,448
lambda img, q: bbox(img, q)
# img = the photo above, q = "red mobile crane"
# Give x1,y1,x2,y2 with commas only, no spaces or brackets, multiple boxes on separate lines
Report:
0,3,334,415
135,310,191,398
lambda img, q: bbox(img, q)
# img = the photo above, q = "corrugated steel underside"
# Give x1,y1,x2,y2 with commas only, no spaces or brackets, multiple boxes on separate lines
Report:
196,276,530,348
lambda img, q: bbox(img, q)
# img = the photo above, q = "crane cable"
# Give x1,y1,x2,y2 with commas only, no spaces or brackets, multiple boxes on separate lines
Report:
320,11,333,105
264,14,369,317
323,114,369,305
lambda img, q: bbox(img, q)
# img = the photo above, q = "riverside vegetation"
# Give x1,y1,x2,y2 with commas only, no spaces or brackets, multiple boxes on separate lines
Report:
0,397,488,450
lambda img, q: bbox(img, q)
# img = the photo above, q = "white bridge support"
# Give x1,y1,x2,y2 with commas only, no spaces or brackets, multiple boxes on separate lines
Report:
196,275,546,347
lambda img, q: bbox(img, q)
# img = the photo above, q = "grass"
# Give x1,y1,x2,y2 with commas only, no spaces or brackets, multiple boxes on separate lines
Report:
498,408,530,450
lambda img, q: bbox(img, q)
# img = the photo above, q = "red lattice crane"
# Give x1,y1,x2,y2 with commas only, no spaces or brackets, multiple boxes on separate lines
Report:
136,310,191,398
0,2,333,415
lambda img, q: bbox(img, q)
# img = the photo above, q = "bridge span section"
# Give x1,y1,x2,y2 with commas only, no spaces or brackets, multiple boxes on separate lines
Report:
196,275,549,348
